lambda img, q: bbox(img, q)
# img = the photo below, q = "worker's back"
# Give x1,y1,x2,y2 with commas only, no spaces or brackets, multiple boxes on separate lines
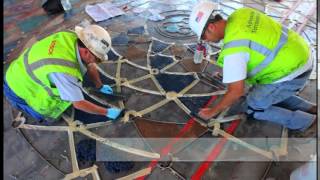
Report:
217,7,310,85
5,31,82,119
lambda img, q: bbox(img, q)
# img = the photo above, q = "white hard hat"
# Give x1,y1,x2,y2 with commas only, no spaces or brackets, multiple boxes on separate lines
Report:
75,25,111,61
189,1,220,40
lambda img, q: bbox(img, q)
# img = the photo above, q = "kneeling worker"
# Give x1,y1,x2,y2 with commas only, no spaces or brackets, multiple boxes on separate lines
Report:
189,1,316,135
4,24,122,122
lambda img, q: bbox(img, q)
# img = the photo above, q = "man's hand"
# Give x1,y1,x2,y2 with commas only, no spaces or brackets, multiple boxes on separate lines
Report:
198,108,217,120
99,85,113,95
198,80,245,120
106,108,122,120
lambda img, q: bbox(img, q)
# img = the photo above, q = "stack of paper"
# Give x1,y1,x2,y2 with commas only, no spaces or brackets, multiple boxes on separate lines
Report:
85,2,125,22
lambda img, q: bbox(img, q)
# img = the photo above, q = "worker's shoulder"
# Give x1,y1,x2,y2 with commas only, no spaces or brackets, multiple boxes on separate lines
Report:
229,7,262,20
233,7,257,14
44,30,77,40
55,30,76,36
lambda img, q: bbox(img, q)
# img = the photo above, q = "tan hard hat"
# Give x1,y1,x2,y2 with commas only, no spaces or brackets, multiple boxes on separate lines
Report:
75,25,111,62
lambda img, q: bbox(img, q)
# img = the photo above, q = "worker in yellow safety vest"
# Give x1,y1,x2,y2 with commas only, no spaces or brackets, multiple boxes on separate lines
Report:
4,25,122,122
189,1,316,136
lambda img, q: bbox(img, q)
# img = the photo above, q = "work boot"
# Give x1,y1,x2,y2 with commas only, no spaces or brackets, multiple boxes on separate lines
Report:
289,116,317,138
306,105,317,114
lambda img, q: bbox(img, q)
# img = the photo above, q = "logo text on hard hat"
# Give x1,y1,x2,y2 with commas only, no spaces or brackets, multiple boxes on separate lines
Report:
195,11,204,22
48,40,57,55
101,39,109,47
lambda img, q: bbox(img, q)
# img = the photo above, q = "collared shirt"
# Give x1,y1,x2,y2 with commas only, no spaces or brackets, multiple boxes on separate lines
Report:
222,52,313,84
222,52,249,83
75,42,87,76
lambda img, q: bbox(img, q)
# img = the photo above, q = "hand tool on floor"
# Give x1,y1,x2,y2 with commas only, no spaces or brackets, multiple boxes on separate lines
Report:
87,87,127,101
197,72,225,89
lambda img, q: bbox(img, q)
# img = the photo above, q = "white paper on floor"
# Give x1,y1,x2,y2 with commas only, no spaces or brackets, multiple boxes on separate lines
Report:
85,2,125,22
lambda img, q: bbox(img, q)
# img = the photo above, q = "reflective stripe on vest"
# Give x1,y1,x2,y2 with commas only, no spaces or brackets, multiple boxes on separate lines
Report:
23,48,79,97
222,26,288,77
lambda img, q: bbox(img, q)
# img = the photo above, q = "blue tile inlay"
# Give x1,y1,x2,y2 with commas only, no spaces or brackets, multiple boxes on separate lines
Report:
76,139,96,168
155,73,195,93
107,49,120,61
150,54,174,70
112,32,129,46
151,40,170,53
127,26,145,35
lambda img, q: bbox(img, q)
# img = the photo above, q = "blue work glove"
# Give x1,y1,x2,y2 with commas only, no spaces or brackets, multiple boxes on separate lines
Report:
106,108,122,120
99,85,113,95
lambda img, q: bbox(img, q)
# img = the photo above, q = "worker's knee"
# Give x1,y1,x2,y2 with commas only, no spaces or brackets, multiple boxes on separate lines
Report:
247,105,265,113
246,99,269,111
245,98,266,114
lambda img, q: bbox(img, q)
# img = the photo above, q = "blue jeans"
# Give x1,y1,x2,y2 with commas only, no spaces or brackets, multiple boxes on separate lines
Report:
246,70,315,131
4,80,44,121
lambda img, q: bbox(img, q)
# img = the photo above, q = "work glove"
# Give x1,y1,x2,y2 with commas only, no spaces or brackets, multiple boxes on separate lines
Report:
106,107,122,120
99,85,113,95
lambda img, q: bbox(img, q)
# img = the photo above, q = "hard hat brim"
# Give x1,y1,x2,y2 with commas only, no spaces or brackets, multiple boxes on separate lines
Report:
75,25,108,62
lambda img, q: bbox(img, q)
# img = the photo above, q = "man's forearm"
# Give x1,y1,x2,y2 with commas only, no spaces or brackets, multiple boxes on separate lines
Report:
209,90,242,116
209,80,245,116
87,63,103,89
73,100,107,116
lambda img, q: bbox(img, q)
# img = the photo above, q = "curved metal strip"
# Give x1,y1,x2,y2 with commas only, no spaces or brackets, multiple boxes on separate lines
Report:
79,128,160,159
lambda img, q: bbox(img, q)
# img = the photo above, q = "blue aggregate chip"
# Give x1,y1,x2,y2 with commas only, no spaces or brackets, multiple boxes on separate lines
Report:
76,139,96,168
76,139,134,173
